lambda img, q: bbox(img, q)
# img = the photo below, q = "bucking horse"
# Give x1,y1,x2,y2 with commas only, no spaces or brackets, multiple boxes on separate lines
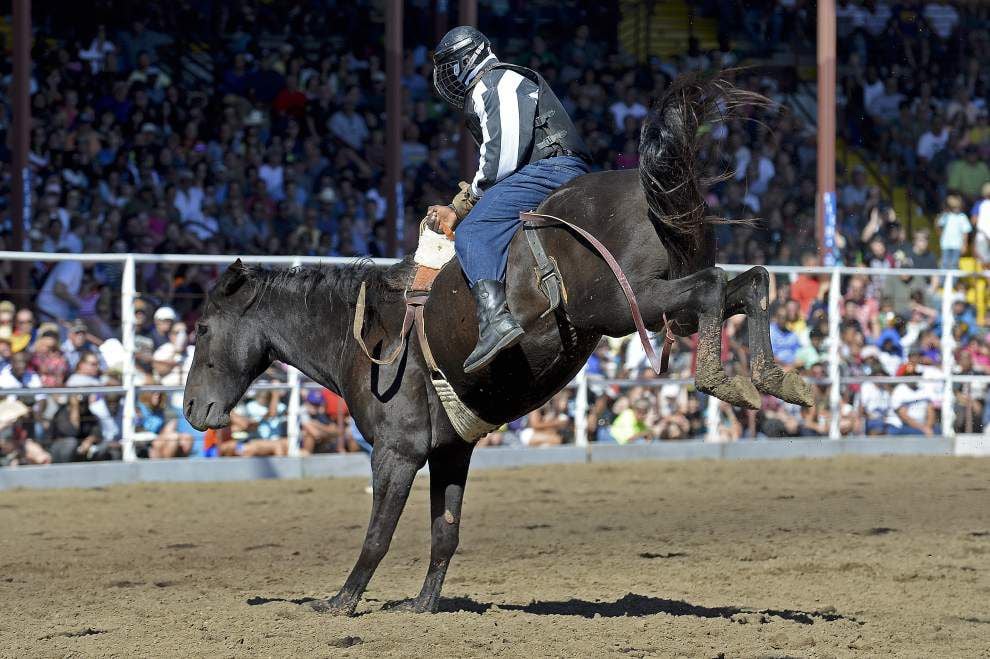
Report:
182,72,814,614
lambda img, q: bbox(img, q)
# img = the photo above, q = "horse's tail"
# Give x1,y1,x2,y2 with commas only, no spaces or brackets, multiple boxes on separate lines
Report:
638,70,771,235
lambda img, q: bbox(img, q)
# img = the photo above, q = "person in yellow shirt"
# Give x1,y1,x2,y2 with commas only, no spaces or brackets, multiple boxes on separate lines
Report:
607,397,653,445
947,146,990,202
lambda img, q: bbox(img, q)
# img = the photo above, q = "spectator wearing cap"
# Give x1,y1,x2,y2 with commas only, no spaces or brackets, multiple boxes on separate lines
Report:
857,345,892,434
885,361,940,436
61,320,105,371
606,396,653,445
936,194,972,271
150,306,177,348
769,307,801,366
300,389,342,454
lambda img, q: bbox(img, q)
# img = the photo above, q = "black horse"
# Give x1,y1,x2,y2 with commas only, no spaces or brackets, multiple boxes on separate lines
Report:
182,73,813,615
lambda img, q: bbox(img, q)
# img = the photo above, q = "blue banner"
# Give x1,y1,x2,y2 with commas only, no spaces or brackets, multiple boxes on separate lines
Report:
822,191,837,266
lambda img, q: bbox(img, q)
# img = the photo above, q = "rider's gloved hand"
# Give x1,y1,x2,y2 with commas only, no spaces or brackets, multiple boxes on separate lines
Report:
450,181,478,217
426,205,459,240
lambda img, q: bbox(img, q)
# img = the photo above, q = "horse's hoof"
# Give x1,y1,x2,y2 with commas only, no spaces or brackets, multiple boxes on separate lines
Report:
309,596,355,616
699,375,762,410
384,598,437,614
779,371,815,407
753,368,815,408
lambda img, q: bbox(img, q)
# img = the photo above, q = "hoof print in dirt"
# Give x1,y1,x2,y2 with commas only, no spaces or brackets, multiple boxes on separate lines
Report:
330,636,363,648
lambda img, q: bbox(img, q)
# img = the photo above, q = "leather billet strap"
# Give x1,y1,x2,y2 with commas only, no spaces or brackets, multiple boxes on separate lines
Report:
353,266,443,369
519,211,675,375
522,223,563,317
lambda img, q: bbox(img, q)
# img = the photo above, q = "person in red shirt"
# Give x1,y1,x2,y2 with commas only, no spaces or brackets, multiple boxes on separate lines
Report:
790,251,822,318
272,75,307,122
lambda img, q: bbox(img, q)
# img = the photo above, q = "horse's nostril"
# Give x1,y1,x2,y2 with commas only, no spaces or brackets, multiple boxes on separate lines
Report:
185,400,194,417
205,401,215,419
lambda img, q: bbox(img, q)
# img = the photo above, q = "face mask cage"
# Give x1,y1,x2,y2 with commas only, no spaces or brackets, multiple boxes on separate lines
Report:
433,59,467,109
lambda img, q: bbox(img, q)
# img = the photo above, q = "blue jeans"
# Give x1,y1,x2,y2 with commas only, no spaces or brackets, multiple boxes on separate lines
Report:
941,248,961,271
455,156,589,286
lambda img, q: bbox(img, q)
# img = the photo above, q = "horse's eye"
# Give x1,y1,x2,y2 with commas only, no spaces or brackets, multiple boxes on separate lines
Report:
197,324,208,336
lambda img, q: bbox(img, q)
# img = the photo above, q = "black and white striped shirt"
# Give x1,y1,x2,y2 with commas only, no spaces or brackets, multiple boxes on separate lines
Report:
467,68,539,198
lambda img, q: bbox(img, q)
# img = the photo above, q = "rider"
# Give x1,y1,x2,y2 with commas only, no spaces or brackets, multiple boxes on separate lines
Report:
427,26,591,373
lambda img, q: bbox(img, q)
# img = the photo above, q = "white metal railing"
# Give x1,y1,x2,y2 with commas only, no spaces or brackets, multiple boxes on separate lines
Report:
2,250,987,457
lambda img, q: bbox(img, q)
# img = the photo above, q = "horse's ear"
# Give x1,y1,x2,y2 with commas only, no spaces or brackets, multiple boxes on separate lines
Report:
219,259,248,297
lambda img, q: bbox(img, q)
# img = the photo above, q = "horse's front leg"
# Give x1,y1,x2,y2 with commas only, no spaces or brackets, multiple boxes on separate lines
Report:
311,446,421,616
649,267,761,409
724,266,814,407
394,439,474,613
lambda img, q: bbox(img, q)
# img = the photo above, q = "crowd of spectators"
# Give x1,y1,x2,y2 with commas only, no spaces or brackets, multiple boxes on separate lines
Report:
2,1,989,465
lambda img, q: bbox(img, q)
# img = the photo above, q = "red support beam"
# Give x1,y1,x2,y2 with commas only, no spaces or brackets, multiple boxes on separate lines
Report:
385,0,403,257
816,0,837,265
11,0,31,302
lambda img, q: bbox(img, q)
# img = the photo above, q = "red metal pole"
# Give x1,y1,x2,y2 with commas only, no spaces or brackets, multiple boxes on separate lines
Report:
817,0,837,265
385,0,403,257
11,0,31,302
457,0,478,182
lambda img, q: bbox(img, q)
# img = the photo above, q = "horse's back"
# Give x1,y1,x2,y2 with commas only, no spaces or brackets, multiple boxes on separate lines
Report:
422,167,668,424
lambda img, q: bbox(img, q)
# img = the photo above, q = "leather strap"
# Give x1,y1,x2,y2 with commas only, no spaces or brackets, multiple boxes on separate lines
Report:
353,265,443,369
523,224,563,317
353,283,431,366
520,211,675,375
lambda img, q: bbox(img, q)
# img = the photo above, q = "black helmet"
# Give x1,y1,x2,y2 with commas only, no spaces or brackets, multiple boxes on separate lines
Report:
432,26,496,110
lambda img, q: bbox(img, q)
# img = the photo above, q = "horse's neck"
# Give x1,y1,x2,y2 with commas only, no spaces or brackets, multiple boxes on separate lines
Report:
264,288,352,394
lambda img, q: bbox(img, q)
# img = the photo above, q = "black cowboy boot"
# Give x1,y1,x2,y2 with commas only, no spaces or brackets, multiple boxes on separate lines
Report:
463,280,524,373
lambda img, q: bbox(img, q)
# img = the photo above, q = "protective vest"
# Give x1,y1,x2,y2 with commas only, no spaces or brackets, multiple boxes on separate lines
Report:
464,63,591,165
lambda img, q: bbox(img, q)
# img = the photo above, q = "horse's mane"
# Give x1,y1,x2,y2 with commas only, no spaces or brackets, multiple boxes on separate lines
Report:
241,255,417,308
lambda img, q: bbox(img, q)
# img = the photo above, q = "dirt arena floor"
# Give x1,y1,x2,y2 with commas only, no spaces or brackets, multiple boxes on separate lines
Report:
1,455,989,658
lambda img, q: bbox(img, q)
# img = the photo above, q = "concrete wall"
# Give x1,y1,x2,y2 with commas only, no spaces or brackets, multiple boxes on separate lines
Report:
0,436,975,491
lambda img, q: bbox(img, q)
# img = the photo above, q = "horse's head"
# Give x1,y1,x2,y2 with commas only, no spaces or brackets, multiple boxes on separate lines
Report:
183,259,273,431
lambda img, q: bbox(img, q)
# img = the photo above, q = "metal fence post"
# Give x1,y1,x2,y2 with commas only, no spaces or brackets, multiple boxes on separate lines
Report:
573,364,589,449
121,255,137,462
940,272,956,438
286,258,303,457
827,268,842,440
705,392,719,441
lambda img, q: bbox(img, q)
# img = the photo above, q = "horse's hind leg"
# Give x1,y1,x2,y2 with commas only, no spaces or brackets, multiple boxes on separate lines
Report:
310,447,420,616
398,440,474,613
724,266,814,407
651,267,761,410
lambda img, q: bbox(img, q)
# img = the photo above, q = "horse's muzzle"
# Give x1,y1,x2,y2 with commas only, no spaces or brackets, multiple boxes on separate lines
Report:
183,398,231,431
